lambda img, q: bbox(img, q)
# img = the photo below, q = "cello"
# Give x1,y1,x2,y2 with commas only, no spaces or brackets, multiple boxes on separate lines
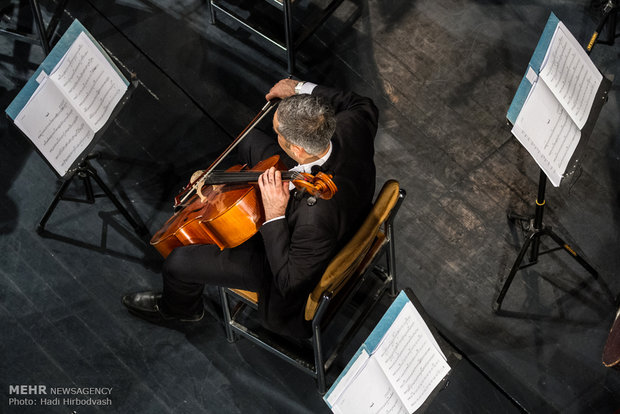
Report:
150,100,337,258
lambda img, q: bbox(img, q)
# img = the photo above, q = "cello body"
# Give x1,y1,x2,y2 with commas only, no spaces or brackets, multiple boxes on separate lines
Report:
150,156,286,257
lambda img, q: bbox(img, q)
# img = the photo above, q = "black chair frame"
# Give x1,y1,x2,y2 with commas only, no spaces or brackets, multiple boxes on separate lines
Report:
206,0,344,74
219,188,406,394
0,0,69,55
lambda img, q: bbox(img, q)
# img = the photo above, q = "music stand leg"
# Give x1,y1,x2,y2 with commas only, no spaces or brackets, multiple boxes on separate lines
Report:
494,170,598,313
36,175,73,234
36,156,149,237
82,162,149,236
543,227,599,279
494,228,536,313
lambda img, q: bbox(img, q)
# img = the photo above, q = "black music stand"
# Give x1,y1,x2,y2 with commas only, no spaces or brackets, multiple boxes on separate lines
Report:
494,58,613,313
32,80,149,237
6,19,150,240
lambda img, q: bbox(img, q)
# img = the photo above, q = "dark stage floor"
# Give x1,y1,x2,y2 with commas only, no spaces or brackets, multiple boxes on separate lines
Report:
1,0,620,413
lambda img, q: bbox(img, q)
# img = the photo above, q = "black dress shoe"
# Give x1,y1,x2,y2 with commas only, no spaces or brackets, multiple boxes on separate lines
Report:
121,291,204,323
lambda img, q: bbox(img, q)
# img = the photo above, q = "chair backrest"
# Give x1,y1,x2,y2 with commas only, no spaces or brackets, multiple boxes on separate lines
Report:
304,180,401,321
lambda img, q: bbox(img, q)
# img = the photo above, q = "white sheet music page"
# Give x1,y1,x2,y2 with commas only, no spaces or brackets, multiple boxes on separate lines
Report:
539,22,602,129
511,78,581,187
511,20,601,187
14,74,95,176
12,30,127,176
374,301,450,414
325,299,450,414
49,31,127,132
327,350,408,414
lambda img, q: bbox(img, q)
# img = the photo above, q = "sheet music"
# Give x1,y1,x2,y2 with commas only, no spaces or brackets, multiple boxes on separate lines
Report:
325,295,450,414
328,350,408,414
512,77,581,187
508,18,603,187
540,22,602,129
374,301,450,413
50,32,127,132
14,75,95,176
11,28,127,176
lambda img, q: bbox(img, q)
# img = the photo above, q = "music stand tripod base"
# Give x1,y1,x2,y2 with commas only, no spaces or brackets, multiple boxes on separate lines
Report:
36,152,149,238
493,170,598,313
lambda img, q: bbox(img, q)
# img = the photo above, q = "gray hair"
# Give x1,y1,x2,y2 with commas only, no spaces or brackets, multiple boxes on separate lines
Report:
276,94,336,156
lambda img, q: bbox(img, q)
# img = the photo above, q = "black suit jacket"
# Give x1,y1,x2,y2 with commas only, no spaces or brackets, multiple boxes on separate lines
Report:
258,85,378,337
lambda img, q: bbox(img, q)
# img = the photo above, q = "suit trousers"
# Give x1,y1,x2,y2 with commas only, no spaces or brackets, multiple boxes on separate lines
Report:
160,128,294,316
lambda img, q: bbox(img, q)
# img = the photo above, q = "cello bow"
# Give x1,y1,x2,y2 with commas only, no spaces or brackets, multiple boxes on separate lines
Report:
174,98,280,208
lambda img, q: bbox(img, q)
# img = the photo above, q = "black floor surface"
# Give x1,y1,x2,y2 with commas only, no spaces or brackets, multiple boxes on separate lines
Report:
1,0,620,412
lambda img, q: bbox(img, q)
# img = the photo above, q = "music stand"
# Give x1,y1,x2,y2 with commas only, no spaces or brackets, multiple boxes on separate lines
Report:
494,14,613,313
5,19,149,238
33,80,148,237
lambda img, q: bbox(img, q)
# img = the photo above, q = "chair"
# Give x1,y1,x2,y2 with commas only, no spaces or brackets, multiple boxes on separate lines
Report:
0,0,69,55
206,0,345,74
219,180,406,393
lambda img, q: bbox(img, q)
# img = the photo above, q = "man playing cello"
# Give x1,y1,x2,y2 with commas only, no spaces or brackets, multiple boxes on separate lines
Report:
122,78,378,337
